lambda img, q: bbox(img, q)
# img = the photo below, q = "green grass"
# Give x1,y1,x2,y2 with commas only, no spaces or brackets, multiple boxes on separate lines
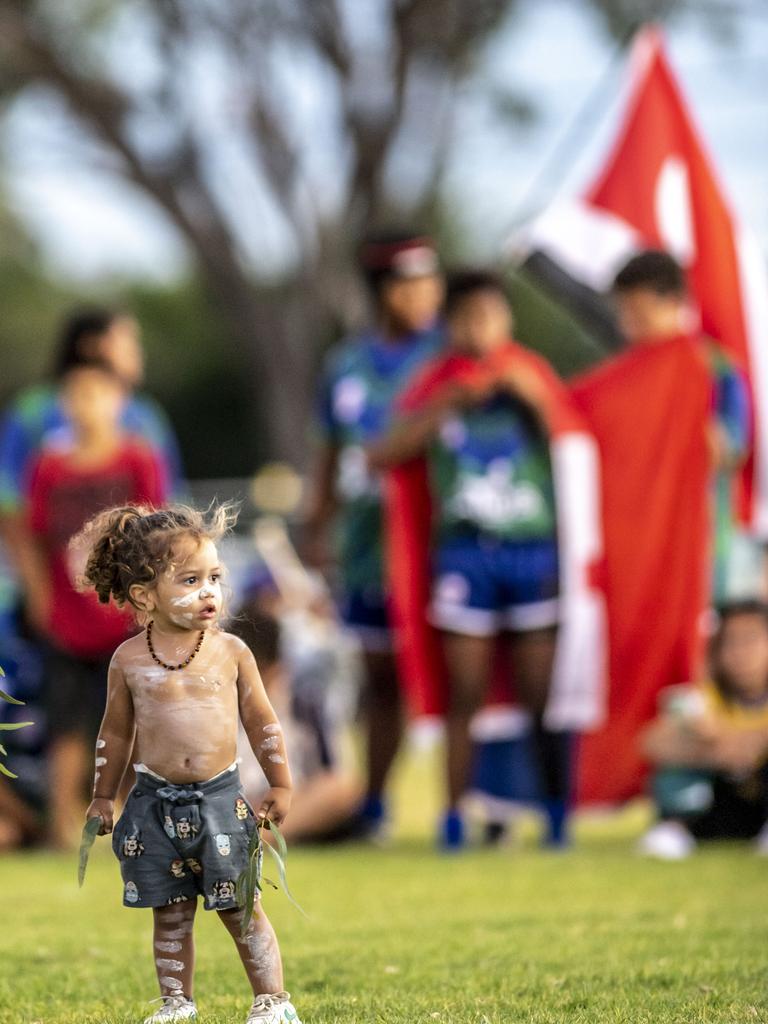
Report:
1,748,767,1024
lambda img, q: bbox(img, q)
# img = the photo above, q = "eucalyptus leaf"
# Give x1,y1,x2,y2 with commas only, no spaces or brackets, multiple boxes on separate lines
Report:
78,816,102,888
263,840,306,917
0,686,24,705
0,762,17,779
0,721,34,730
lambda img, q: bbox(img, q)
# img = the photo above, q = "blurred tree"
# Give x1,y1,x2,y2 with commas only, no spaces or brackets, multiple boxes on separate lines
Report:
0,0,727,464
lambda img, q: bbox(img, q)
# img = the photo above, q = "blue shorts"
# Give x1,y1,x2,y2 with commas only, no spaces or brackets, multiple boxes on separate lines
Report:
339,586,392,653
430,535,559,636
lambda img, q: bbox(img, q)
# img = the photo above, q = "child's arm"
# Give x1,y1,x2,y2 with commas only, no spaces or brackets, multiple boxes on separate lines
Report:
236,643,293,825
85,656,136,835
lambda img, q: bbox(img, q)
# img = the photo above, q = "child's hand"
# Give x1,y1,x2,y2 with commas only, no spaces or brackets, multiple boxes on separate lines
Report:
86,798,115,835
258,787,292,827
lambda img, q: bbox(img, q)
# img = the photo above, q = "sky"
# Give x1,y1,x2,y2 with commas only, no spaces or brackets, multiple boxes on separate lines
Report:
4,0,767,283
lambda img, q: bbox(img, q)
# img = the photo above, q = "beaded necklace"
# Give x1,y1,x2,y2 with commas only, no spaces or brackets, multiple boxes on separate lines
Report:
146,619,205,671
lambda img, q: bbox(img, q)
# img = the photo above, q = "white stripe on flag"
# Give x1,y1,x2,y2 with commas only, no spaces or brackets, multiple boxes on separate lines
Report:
735,225,768,538
545,432,607,731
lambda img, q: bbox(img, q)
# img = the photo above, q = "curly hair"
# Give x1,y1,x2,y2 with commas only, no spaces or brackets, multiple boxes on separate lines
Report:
73,503,238,614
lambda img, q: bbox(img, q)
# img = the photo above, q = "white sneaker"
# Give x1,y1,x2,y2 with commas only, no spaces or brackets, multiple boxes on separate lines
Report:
143,994,198,1023
246,991,302,1023
755,821,768,856
638,821,696,860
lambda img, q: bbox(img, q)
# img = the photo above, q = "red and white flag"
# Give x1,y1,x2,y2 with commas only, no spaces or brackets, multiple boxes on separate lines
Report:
515,25,768,534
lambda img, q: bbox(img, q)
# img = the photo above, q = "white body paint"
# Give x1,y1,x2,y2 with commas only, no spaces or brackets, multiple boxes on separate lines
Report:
260,736,279,751
96,739,106,749
156,958,185,972
263,724,281,735
268,754,285,764
160,976,183,990
155,940,183,953
95,756,107,767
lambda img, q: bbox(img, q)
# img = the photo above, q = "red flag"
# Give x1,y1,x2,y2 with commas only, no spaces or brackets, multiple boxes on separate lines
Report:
587,25,768,531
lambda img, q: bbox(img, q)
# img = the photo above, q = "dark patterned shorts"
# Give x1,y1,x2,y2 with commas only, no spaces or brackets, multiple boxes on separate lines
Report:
112,765,258,910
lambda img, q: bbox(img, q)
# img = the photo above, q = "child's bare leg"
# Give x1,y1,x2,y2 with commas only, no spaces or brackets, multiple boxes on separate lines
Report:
152,901,197,999
218,902,283,995
441,631,495,809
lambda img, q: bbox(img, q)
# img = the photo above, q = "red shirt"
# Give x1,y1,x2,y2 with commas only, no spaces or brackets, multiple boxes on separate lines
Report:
27,440,166,658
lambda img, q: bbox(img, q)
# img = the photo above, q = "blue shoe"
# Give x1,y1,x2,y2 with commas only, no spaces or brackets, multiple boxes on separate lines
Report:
439,810,466,851
541,798,571,848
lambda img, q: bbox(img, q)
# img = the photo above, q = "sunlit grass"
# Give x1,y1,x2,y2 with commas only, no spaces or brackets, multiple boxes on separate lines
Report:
1,745,766,1024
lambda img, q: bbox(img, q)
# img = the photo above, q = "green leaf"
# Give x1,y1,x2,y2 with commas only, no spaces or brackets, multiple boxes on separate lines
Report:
78,816,102,888
0,761,18,779
0,687,25,705
263,833,306,918
237,822,265,937
0,721,34,730
0,743,6,756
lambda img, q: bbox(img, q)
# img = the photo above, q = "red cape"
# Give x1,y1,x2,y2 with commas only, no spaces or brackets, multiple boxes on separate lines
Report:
385,341,607,732
570,334,714,803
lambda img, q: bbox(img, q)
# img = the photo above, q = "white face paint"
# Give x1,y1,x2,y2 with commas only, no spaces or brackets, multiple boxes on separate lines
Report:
95,756,107,767
268,754,285,764
170,580,222,608
96,739,106,749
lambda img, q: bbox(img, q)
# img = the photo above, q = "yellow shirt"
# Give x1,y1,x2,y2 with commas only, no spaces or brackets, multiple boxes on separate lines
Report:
699,680,768,731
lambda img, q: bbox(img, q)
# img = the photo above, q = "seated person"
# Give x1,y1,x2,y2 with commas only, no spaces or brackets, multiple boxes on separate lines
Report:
232,570,361,844
640,600,768,859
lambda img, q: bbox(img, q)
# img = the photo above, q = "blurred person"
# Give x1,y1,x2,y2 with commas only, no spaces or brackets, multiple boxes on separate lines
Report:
640,600,768,859
304,231,443,838
232,579,361,844
370,270,592,849
15,359,166,848
0,307,183,555
610,250,750,601
571,249,752,804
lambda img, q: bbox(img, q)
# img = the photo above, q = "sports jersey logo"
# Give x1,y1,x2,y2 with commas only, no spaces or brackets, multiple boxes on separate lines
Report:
333,375,368,424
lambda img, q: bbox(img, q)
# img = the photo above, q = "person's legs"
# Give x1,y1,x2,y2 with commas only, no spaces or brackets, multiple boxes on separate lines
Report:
361,648,403,818
151,900,198,1000
441,632,496,811
502,534,571,845
218,902,283,996
277,771,362,843
48,731,87,849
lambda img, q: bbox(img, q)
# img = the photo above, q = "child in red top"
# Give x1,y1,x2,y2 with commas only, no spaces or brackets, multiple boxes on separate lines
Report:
17,359,166,847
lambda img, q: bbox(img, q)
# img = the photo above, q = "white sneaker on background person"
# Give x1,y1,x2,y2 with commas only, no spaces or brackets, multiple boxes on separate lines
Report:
638,820,696,860
246,992,302,1023
754,821,768,856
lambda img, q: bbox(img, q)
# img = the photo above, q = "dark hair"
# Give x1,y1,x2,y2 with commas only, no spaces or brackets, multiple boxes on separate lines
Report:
612,250,686,296
59,356,126,388
444,268,507,317
710,599,768,699
52,307,123,379
74,503,238,615
359,229,436,297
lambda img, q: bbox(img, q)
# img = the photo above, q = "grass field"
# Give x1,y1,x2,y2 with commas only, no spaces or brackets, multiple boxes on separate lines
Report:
1,749,767,1024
